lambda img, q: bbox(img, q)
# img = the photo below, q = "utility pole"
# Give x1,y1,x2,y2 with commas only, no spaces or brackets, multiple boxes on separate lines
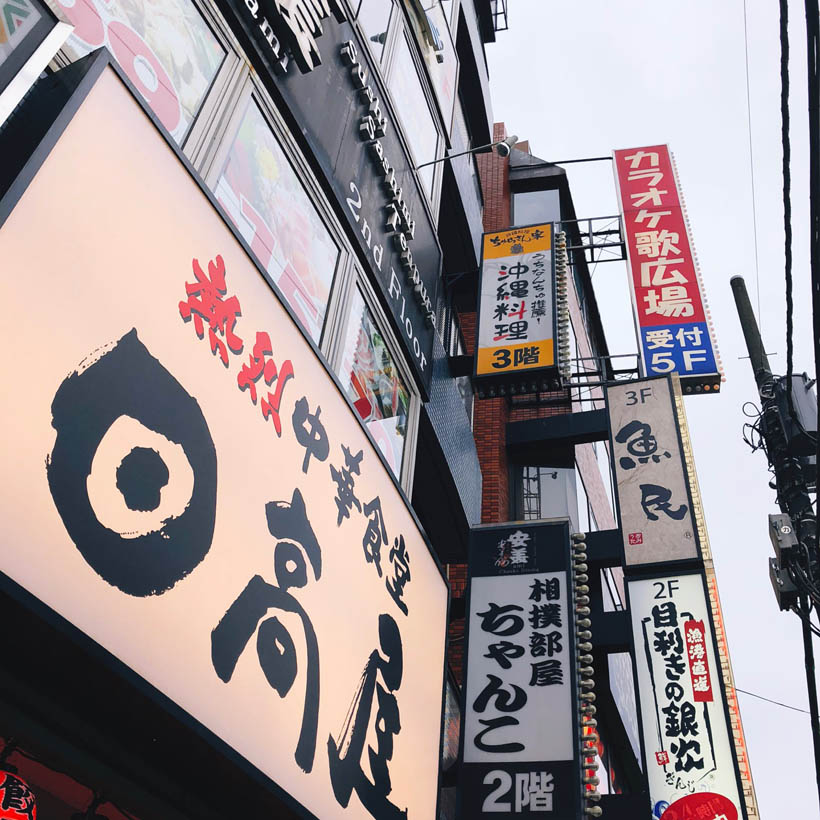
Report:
731,275,820,811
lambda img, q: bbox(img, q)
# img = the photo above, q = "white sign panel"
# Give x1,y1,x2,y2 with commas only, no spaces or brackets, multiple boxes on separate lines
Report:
607,377,698,566
464,570,573,763
475,225,555,378
0,62,447,820
629,574,745,820
459,522,579,819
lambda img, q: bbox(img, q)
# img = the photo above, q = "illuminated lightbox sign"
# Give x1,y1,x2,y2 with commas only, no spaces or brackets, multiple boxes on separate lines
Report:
459,521,580,819
629,573,747,820
0,54,448,820
613,144,722,394
474,224,557,390
607,376,699,568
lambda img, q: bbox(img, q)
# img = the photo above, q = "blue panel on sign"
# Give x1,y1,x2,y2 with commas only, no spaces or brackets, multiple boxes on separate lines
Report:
641,322,717,378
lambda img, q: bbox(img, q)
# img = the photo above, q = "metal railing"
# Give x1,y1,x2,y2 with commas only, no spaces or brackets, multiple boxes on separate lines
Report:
558,214,627,267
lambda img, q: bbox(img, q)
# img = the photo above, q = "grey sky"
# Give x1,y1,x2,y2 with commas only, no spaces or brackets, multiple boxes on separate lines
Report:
486,1,817,817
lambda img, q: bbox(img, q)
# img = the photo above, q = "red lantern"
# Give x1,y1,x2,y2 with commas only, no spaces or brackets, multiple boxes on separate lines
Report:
0,771,36,820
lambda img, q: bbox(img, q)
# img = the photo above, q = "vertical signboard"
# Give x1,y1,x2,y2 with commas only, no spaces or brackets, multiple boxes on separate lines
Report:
0,54,448,820
613,144,722,393
628,573,747,820
459,521,580,818
475,223,557,386
607,376,699,567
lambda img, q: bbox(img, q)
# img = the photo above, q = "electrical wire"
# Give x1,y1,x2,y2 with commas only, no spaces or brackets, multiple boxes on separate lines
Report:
805,0,820,558
736,686,812,714
782,0,797,423
743,0,763,331
741,402,768,456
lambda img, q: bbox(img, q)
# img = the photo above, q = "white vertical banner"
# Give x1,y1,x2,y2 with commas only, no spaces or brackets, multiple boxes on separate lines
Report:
607,376,698,566
629,574,746,820
475,224,556,379
459,522,580,819
464,570,573,763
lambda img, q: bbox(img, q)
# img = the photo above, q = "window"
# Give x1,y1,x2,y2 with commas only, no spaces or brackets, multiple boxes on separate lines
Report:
452,328,473,425
213,97,341,344
387,32,440,197
55,0,226,144
0,0,44,70
440,0,457,34
351,0,445,210
337,286,412,480
602,567,624,612
54,0,425,489
575,466,590,533
406,0,458,137
512,463,596,535
519,466,554,521
452,94,482,204
594,439,616,518
512,189,561,227
514,466,576,525
355,0,393,62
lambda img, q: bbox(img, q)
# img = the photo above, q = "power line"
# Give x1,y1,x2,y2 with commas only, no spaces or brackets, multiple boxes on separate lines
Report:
783,0,796,426
799,0,820,808
736,686,811,714
742,0,763,333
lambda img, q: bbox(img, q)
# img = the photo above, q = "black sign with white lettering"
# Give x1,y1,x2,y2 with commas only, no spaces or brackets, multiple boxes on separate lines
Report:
459,521,583,819
215,0,441,397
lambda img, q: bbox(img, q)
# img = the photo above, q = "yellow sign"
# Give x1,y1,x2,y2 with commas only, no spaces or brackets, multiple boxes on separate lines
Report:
476,223,555,378
476,339,554,375
482,224,553,259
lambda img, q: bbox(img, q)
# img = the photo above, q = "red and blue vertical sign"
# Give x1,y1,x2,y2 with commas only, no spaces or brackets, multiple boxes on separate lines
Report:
613,145,723,394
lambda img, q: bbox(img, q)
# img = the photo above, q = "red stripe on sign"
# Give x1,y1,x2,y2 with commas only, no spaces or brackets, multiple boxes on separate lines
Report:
683,618,713,702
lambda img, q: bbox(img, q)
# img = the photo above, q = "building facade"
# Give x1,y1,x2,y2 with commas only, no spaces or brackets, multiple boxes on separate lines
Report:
445,128,757,818
446,126,645,811
0,0,506,817
0,2,757,818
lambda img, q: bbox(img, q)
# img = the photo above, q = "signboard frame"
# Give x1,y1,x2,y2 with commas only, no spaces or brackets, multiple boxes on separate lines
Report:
458,519,582,820
606,374,703,572
0,49,450,820
473,221,560,395
612,144,722,394
625,568,749,820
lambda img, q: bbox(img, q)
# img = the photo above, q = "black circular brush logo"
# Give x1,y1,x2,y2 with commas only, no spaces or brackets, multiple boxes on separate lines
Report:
47,329,217,596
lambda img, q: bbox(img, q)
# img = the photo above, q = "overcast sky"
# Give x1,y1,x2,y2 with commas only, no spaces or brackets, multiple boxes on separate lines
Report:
487,1,817,816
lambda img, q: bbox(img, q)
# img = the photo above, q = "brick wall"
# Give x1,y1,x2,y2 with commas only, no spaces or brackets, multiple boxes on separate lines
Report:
468,123,515,525
447,126,573,683
475,122,511,234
